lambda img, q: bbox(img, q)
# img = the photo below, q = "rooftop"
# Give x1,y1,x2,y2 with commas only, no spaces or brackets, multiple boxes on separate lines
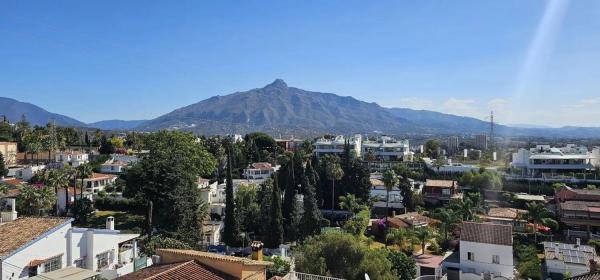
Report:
29,266,100,280
514,193,546,201
0,217,71,257
561,200,600,212
157,248,273,266
247,162,273,170
425,179,457,188
413,254,445,268
567,272,600,280
461,222,512,246
543,242,597,265
116,260,228,280
88,172,118,180
487,207,527,220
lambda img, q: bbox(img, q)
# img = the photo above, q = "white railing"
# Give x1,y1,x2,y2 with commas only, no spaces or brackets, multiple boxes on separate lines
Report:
282,272,345,280
414,276,447,280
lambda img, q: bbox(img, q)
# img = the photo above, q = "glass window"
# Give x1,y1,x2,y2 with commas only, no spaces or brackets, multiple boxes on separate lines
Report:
44,255,62,273
492,255,500,264
97,251,110,269
467,252,474,261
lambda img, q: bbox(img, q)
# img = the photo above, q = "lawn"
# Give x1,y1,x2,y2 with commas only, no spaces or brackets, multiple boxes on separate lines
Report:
76,210,145,234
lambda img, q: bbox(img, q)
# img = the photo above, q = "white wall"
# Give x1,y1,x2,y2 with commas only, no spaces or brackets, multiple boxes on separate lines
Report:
545,259,589,277
460,241,514,278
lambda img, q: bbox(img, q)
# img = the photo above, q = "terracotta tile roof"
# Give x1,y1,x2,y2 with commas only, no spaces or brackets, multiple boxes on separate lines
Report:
460,222,513,246
0,217,71,257
487,208,527,220
116,260,226,280
88,172,118,180
157,249,273,266
387,217,410,229
413,254,445,268
2,178,24,187
248,162,272,170
567,272,600,280
0,188,21,198
425,179,457,188
561,201,600,211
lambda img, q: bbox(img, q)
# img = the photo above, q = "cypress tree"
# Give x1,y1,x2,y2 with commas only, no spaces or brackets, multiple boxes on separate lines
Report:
266,175,284,248
0,153,7,178
222,144,240,246
301,160,321,239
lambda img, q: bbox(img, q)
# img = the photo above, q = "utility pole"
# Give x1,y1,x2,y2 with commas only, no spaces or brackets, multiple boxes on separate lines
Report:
490,111,495,153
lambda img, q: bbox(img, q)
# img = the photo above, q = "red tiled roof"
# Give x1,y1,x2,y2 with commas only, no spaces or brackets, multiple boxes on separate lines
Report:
249,162,272,170
88,173,118,180
460,222,513,246
425,179,457,188
567,272,600,280
0,217,71,257
2,178,24,187
414,254,445,268
116,260,225,280
487,208,527,219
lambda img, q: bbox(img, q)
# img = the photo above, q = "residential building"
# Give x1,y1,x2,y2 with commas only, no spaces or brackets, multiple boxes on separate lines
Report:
558,200,600,239
0,142,17,166
57,187,94,214
369,176,404,214
511,145,600,177
28,266,100,280
423,158,482,174
556,186,600,203
458,222,514,279
313,134,362,158
117,248,273,280
479,207,528,232
423,179,460,205
544,241,598,278
201,220,223,246
447,136,460,155
414,254,445,279
14,165,46,181
84,173,118,193
100,161,128,174
275,138,304,152
566,271,600,280
361,136,412,162
474,134,488,151
243,162,278,180
55,152,89,167
0,204,142,280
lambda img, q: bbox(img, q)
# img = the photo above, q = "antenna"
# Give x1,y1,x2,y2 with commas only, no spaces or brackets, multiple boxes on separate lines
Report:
490,111,495,152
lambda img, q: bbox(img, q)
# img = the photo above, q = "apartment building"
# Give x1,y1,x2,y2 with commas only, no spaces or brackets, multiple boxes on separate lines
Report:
313,134,362,158
474,134,488,151
511,145,600,176
0,142,17,166
457,222,514,279
423,179,460,205
243,162,278,180
55,151,89,168
361,136,412,162
447,136,460,154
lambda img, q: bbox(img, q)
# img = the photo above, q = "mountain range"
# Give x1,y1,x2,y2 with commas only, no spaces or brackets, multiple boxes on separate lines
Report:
2,80,600,138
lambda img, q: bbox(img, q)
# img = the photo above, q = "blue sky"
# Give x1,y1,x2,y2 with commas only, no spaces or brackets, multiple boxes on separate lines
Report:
1,0,599,126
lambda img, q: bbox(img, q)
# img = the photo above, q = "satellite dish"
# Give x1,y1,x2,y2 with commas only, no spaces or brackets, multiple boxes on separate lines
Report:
365,273,370,280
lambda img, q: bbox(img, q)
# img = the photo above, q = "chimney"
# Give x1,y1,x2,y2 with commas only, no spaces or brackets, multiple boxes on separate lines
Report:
106,216,115,230
590,259,598,272
251,241,264,261
577,238,581,247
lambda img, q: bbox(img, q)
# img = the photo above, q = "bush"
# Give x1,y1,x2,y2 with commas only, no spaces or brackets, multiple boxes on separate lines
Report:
73,198,94,224
141,235,192,256
265,256,291,278
94,197,145,214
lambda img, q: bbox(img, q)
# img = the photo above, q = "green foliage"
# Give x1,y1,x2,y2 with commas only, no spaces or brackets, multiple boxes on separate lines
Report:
338,194,367,214
235,183,261,239
342,209,370,236
0,153,8,177
94,197,145,213
124,131,216,245
301,160,322,240
588,239,600,253
323,154,344,210
141,235,192,256
424,139,440,158
294,231,395,280
72,198,94,224
265,176,284,248
385,250,417,280
516,245,542,280
222,144,240,246
16,183,56,216
265,256,291,279
460,170,502,191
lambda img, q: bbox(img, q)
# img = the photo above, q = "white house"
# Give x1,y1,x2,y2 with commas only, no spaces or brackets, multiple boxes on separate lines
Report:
543,240,598,278
55,152,89,168
361,136,412,162
369,176,404,210
57,187,94,214
84,173,118,193
243,162,278,180
459,222,514,279
313,134,362,158
0,201,141,280
14,165,46,181
100,161,128,174
511,145,600,177
201,220,223,246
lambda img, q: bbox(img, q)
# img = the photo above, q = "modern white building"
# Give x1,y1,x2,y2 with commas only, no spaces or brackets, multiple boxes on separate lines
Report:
0,201,142,280
313,134,362,158
55,152,89,168
201,220,223,246
243,162,278,180
474,134,488,151
458,222,514,279
14,165,46,181
84,173,118,193
544,240,599,278
361,136,413,162
511,145,600,176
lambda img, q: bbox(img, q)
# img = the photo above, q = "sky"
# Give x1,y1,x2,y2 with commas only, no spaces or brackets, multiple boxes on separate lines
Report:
1,0,599,127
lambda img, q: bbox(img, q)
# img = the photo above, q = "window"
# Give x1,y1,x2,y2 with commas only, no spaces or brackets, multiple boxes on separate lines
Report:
492,255,500,264
467,252,474,261
97,251,110,269
75,258,86,268
44,255,62,273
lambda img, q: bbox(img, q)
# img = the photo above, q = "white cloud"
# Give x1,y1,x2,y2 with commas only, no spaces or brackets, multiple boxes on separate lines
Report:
487,98,509,111
442,98,479,117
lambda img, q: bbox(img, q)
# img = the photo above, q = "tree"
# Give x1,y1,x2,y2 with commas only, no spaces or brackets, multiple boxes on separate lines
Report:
265,176,284,248
324,155,344,211
76,164,93,201
265,256,291,279
235,183,261,241
99,135,115,154
222,143,240,246
42,121,59,163
124,131,216,246
72,198,94,224
524,202,558,242
386,228,416,253
141,235,192,256
300,160,321,240
516,245,542,280
294,231,395,280
431,208,460,241
382,169,399,218
23,132,42,163
424,139,440,158
45,169,70,215
413,227,436,254
385,250,416,280
342,209,370,236
338,194,366,214
16,183,56,216
0,153,8,178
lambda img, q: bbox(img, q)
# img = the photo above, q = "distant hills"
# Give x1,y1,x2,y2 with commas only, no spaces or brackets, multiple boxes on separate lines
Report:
2,80,600,138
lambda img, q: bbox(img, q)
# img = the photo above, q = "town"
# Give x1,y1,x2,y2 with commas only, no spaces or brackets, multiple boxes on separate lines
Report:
1,117,600,280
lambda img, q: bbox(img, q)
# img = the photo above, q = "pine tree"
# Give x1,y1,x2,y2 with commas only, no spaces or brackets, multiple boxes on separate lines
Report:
282,153,297,238
300,160,321,239
266,175,284,248
222,144,240,246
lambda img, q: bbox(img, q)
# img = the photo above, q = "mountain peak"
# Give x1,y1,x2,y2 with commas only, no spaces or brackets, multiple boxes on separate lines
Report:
264,79,288,89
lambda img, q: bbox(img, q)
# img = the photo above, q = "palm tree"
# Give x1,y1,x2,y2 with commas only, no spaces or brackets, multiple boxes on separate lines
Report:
17,183,56,216
76,164,93,201
45,169,71,215
414,227,436,255
382,169,399,218
432,208,460,241
338,194,365,214
324,155,344,211
524,202,558,242
386,228,417,253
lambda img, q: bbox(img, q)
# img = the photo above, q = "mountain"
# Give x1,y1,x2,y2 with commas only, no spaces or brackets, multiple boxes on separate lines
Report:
140,79,417,135
0,97,86,127
385,107,499,134
87,119,147,130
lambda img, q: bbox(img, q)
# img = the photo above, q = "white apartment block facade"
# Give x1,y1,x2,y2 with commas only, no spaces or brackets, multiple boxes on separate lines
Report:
361,136,412,162
511,144,600,176
313,134,362,158
55,152,89,168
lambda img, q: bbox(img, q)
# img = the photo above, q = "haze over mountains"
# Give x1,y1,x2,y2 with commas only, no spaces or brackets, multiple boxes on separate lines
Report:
2,80,600,138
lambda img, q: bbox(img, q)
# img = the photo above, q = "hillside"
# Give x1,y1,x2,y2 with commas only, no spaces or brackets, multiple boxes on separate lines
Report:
0,97,86,127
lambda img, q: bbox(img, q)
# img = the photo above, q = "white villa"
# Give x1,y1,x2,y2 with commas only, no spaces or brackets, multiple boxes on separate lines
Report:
84,173,118,193
14,165,46,181
457,222,514,279
511,145,600,177
243,162,278,180
55,152,89,168
544,240,599,278
313,134,362,158
361,136,412,162
0,199,143,280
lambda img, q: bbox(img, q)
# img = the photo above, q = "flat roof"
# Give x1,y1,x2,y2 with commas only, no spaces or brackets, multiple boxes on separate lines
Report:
29,266,99,280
